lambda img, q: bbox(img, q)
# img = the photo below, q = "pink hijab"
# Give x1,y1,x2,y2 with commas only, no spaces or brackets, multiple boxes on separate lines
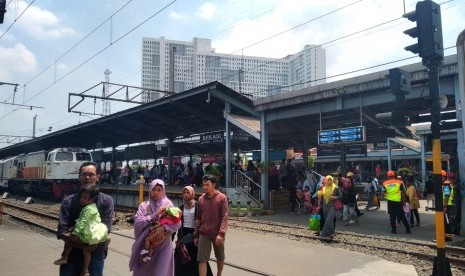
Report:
148,179,172,214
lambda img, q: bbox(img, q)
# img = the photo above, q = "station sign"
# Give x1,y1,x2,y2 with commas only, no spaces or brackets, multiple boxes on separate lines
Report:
317,144,367,157
373,141,403,150
318,126,365,145
200,131,224,145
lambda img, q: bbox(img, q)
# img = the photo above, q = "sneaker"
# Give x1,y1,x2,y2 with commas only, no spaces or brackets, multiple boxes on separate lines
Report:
416,223,420,227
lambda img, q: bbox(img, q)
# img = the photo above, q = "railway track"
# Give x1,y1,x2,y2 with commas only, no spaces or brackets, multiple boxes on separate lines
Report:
229,217,465,273
2,201,58,232
1,201,273,275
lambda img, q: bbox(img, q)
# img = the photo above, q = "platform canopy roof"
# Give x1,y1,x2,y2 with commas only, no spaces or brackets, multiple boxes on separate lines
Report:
0,82,261,160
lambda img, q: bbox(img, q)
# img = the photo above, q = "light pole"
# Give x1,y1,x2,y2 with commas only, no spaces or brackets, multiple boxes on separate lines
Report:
32,115,37,138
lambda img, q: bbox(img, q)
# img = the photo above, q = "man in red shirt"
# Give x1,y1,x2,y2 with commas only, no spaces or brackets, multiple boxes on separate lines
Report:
194,175,229,276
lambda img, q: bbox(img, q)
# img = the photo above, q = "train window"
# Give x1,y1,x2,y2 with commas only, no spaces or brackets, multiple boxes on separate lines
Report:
76,153,92,161
55,152,73,161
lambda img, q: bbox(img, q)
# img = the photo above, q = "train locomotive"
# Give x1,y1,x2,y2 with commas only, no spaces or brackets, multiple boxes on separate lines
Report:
0,147,92,199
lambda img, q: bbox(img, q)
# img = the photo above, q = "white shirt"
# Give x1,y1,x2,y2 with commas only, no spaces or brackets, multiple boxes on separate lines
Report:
183,206,195,228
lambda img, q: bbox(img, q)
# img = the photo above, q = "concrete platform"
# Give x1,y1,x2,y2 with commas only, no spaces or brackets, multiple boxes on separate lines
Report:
0,218,418,276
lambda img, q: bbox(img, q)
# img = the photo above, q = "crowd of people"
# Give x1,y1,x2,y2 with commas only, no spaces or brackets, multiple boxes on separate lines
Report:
54,159,459,275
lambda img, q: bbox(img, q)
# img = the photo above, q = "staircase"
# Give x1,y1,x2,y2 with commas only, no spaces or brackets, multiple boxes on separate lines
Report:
270,190,290,210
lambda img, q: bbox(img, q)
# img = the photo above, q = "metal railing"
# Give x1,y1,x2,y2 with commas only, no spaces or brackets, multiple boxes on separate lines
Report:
233,170,261,204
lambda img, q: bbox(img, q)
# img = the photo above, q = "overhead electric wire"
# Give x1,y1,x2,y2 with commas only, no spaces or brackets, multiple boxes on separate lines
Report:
0,0,177,123
24,0,177,104
0,0,461,138
3,0,135,103
263,44,457,94
0,0,36,40
217,16,403,88
161,0,365,93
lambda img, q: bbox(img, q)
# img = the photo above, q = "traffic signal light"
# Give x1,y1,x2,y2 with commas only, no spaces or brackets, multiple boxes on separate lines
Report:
0,0,6,24
389,68,411,127
403,0,443,61
389,68,411,95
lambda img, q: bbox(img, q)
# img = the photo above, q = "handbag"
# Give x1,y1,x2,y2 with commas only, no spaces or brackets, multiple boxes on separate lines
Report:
372,194,379,207
309,214,321,231
182,233,194,245
334,200,343,210
175,240,191,265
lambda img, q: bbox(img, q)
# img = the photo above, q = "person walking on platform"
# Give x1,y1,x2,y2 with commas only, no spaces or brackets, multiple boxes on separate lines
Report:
194,175,228,276
129,179,181,276
318,175,342,241
405,179,420,227
382,170,411,234
175,186,213,276
341,177,358,225
57,162,114,276
345,172,363,217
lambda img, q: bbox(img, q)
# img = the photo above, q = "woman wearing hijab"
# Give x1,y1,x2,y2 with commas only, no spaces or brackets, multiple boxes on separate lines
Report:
129,179,181,276
318,175,342,241
175,186,212,276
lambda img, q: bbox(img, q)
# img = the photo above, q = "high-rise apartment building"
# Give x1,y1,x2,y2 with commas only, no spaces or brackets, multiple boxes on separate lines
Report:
141,37,325,102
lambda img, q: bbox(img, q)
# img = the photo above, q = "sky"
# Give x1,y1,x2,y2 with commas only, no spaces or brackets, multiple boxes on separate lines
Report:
0,0,464,150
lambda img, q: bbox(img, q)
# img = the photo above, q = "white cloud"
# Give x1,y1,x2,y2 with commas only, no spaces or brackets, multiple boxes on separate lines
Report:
196,2,216,19
169,11,188,20
14,1,76,40
0,44,37,81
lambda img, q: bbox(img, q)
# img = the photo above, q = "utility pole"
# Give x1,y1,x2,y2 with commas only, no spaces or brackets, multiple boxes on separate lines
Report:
32,115,37,138
103,69,112,115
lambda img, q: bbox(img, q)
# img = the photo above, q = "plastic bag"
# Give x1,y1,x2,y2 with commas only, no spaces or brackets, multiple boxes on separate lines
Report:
309,214,321,231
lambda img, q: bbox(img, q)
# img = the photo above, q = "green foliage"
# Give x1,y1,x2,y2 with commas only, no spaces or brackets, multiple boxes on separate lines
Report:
397,167,413,177
307,155,315,171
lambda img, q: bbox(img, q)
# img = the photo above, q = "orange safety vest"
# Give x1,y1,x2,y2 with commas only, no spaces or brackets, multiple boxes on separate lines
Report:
383,179,403,202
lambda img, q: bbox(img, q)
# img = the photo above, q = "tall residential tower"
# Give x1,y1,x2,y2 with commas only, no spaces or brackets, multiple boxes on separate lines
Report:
141,37,325,102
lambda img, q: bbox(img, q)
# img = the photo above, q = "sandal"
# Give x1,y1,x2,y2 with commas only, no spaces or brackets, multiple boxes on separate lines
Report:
54,258,68,265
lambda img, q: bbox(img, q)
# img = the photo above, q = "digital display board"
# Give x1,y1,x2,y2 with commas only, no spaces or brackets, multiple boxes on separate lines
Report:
318,126,365,145
317,144,367,157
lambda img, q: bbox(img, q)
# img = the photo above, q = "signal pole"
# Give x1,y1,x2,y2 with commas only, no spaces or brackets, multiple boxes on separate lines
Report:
403,1,451,275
